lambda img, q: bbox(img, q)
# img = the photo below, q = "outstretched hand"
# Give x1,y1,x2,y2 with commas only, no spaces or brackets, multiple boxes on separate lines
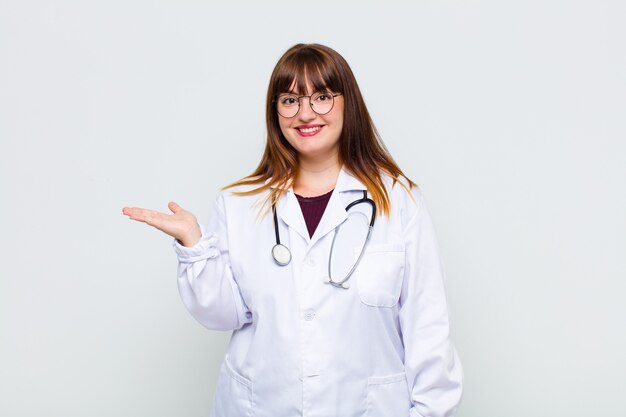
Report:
122,202,202,247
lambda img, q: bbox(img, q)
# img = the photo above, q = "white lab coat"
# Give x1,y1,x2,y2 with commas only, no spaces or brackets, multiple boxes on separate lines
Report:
173,168,463,417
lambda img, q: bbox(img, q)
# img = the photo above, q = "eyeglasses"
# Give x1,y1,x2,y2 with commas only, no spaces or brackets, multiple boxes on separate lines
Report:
276,91,342,118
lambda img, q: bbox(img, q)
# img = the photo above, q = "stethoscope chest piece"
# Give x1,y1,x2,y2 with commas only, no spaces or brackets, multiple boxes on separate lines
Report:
272,243,291,266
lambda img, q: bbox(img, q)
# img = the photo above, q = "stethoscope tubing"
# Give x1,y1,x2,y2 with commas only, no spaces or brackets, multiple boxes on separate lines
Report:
271,190,376,289
327,192,375,288
271,198,292,266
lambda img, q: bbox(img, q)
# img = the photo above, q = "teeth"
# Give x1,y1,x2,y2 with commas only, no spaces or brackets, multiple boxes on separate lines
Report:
299,126,321,133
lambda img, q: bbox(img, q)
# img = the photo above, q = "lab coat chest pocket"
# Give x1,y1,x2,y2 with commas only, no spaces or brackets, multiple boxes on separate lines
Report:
211,355,255,417
354,243,405,307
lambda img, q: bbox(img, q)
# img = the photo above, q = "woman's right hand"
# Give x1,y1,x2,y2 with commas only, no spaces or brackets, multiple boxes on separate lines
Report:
121,201,202,247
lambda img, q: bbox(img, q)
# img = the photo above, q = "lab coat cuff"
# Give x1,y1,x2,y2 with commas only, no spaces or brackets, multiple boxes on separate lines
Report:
172,224,220,262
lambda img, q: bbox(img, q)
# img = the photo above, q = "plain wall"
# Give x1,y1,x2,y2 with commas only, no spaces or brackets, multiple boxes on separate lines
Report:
1,1,625,416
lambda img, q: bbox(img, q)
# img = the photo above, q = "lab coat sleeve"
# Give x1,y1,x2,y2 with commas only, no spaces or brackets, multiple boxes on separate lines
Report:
399,190,463,417
172,193,252,331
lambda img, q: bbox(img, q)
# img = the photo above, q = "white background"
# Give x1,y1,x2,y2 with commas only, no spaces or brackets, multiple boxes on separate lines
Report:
1,1,625,416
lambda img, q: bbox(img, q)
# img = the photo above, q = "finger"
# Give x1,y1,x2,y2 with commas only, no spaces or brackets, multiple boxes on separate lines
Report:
123,207,167,226
122,206,142,218
168,201,183,214
122,207,148,222
122,206,139,216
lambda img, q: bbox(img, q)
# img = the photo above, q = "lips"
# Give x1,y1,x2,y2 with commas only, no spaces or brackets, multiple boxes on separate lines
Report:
295,124,323,137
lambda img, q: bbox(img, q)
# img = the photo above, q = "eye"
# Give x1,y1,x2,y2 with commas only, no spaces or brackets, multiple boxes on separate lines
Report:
314,92,333,102
279,95,298,106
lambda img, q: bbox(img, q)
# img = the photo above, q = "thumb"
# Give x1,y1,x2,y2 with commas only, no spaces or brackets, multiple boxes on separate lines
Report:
168,201,182,213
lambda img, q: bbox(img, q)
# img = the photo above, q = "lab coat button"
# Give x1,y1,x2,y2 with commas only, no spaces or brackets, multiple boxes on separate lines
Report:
303,310,316,321
306,257,316,267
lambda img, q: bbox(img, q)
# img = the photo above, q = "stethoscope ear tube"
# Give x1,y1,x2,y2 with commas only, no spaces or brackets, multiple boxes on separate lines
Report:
345,191,376,228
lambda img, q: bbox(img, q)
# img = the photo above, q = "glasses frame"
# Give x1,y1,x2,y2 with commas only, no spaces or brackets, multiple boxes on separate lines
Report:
275,91,342,118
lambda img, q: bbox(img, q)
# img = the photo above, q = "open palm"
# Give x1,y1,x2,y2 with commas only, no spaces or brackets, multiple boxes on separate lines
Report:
122,201,201,247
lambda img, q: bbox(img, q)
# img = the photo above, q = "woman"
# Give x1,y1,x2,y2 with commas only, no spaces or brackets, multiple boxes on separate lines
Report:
122,43,463,417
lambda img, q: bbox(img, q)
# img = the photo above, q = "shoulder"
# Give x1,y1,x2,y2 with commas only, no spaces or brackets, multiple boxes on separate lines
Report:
381,172,424,206
214,183,272,219
220,181,262,195
218,184,268,202
379,172,426,226
218,175,284,201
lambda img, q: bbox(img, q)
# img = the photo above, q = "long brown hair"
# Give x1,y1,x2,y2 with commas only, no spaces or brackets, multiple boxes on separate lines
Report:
224,43,416,216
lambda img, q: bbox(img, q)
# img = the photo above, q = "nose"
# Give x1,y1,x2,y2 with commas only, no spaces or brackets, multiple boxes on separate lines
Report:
297,97,317,121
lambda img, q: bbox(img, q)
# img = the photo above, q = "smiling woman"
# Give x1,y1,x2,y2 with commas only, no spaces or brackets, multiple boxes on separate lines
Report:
276,87,344,179
122,43,463,417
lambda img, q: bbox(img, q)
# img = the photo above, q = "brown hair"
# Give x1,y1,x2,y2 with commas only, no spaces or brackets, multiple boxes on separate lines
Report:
224,43,416,216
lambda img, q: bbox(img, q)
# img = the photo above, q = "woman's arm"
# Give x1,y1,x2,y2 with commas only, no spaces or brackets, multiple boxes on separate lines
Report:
399,189,463,417
173,193,252,331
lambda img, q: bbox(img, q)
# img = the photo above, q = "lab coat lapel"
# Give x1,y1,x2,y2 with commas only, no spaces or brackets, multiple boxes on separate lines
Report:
309,190,347,247
275,190,310,243
309,168,367,247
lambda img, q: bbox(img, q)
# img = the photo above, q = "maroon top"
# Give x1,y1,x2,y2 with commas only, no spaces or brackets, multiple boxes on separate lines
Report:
295,189,334,238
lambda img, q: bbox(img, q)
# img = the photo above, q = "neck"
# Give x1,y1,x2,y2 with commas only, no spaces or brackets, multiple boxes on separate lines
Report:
294,156,341,197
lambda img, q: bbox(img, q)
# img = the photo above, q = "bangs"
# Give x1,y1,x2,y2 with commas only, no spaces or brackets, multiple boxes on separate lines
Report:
273,49,342,96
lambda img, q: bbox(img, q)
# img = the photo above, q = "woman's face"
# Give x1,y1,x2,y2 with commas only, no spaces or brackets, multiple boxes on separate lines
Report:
277,81,344,164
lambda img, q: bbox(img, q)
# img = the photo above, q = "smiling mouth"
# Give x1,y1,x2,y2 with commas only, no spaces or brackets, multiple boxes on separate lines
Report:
296,125,323,136
298,126,321,133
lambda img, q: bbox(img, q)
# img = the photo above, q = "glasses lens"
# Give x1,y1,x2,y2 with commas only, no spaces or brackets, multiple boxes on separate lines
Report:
277,94,299,118
311,92,334,115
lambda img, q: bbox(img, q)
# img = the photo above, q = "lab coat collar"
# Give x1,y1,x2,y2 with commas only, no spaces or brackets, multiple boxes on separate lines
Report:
274,190,309,243
334,167,367,193
272,167,367,246
309,167,368,246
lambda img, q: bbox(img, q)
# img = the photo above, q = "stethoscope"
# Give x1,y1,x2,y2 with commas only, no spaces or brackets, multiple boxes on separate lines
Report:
271,190,376,289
